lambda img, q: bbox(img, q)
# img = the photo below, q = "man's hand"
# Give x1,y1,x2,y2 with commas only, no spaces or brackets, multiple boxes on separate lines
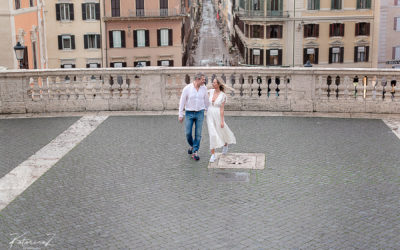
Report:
220,121,224,128
179,117,184,123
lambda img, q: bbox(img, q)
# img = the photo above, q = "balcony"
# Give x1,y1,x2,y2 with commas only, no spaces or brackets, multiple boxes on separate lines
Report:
236,9,290,19
128,8,185,18
0,67,399,114
104,8,186,21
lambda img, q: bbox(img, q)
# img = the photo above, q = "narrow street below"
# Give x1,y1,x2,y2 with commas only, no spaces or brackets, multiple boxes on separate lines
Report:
192,0,232,66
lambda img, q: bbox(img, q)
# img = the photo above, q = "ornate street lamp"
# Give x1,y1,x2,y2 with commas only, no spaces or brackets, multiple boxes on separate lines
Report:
13,42,25,69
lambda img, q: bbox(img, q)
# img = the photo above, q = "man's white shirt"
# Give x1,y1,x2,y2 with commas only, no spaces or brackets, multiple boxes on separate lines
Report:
179,83,209,118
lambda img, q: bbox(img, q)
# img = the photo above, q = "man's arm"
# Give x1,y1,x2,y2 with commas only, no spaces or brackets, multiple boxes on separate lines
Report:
203,87,210,110
179,87,188,118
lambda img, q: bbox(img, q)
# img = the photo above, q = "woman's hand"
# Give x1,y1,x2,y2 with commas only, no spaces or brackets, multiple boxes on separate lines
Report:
220,121,224,128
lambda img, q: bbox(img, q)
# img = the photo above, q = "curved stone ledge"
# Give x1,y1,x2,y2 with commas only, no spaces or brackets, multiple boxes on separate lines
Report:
0,67,399,114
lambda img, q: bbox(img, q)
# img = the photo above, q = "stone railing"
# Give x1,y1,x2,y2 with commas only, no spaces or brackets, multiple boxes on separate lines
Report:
0,67,399,114
236,9,290,18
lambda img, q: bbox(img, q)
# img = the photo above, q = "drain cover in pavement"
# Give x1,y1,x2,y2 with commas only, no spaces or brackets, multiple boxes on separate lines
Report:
208,153,265,169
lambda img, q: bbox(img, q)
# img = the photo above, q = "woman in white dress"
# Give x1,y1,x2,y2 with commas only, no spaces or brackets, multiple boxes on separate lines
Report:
207,78,236,163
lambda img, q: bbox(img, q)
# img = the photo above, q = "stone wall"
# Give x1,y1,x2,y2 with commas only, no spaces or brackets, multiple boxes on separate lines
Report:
0,67,399,114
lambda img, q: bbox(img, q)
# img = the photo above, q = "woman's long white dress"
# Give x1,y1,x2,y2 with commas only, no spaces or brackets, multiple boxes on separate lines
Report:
206,89,236,150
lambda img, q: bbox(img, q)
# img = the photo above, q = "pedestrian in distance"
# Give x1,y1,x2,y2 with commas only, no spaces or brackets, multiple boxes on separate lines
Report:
179,73,209,161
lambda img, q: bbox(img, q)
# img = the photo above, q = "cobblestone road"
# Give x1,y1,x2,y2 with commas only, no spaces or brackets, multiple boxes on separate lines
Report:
0,117,80,178
0,115,399,249
193,0,231,66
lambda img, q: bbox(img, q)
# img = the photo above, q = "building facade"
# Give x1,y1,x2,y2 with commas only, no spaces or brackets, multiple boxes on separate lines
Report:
0,0,16,69
45,0,103,68
233,0,379,67
378,0,400,68
104,0,191,67
0,0,46,69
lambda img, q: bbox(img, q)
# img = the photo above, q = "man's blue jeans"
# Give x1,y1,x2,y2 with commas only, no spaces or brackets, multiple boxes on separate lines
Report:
185,110,205,152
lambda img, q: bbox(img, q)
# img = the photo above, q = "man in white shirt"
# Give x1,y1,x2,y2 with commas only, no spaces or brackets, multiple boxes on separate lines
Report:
179,73,209,161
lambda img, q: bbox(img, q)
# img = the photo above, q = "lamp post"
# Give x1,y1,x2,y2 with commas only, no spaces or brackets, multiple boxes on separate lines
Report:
13,42,25,69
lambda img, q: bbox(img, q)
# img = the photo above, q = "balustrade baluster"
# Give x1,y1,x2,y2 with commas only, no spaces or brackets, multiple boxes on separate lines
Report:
275,76,281,98
335,76,341,99
30,77,40,101
317,76,323,99
121,75,129,98
242,75,251,98
257,75,267,98
284,76,290,100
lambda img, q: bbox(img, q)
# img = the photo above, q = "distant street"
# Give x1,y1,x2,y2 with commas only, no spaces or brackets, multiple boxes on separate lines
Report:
193,0,232,66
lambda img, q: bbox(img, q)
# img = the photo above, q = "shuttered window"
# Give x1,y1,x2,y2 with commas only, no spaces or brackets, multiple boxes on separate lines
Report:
307,0,320,10
355,23,370,36
329,23,345,37
111,0,120,17
304,24,319,38
357,0,371,9
331,0,342,10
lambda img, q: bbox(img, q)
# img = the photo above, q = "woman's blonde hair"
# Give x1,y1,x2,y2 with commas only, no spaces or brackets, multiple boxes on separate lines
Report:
215,78,225,92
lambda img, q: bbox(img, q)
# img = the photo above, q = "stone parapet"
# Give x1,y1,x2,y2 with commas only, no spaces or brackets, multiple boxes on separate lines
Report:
0,67,399,114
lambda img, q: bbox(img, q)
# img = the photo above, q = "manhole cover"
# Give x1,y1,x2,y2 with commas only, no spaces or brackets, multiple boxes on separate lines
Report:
208,153,265,169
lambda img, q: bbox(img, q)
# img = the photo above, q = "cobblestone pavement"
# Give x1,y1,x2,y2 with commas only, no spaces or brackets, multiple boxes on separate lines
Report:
0,115,399,249
0,117,80,178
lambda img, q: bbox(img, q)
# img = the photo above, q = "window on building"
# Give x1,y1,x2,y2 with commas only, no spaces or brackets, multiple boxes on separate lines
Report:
134,61,150,67
61,64,75,68
357,0,371,9
239,0,245,9
83,3,100,20
111,0,120,17
270,0,281,11
253,0,261,10
160,29,169,46
58,35,75,50
250,49,263,65
393,46,400,59
136,30,146,47
160,0,168,16
57,3,74,21
84,34,101,49
331,0,341,10
354,46,369,62
110,62,126,68
30,0,34,7
134,30,149,47
329,47,344,63
15,0,20,9
304,24,319,38
136,0,144,16
355,22,370,36
109,30,125,48
329,23,345,37
395,0,400,6
303,48,319,64
308,0,320,10
395,17,400,31
157,60,174,66
158,29,173,46
266,49,282,66
251,25,264,39
266,25,282,39
86,63,101,68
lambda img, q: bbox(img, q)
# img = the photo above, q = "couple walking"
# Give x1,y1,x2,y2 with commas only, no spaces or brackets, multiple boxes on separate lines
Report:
178,73,236,163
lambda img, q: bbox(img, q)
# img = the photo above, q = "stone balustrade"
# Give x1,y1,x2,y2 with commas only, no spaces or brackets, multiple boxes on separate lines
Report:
0,67,399,114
